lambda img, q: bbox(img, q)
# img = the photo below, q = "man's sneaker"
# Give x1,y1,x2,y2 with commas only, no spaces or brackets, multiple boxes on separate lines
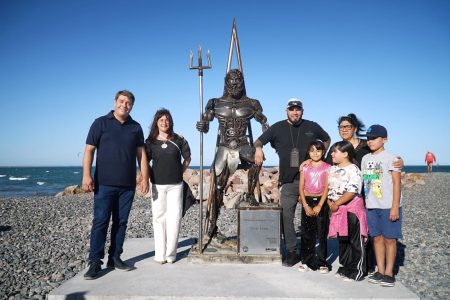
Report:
84,262,101,280
107,257,134,271
367,272,384,284
282,251,299,267
319,266,330,274
380,275,395,287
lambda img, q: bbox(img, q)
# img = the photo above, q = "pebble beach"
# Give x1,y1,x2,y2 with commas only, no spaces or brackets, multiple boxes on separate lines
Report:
0,173,449,299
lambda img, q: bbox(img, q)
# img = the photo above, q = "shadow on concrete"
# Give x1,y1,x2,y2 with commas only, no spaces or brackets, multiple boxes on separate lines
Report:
65,291,88,300
172,237,197,260
395,240,406,275
0,225,12,232
125,237,197,265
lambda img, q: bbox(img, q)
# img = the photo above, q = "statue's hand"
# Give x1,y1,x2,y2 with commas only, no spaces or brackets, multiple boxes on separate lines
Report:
196,121,209,133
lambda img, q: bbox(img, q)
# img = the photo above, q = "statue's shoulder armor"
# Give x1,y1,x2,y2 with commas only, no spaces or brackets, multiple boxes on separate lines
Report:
205,98,219,110
245,97,263,110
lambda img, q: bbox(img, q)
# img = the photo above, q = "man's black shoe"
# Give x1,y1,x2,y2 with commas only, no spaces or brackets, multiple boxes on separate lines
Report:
84,262,101,280
282,251,299,267
107,257,134,271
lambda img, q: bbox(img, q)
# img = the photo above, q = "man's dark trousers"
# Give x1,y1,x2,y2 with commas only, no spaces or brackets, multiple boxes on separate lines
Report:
88,185,135,263
280,180,299,253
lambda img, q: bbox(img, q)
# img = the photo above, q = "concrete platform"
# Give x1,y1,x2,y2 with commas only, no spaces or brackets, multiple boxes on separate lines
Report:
49,238,419,299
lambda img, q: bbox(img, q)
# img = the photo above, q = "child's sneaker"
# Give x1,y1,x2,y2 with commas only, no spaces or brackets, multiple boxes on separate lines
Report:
298,264,309,272
343,276,355,282
379,275,395,287
367,272,384,284
319,266,330,274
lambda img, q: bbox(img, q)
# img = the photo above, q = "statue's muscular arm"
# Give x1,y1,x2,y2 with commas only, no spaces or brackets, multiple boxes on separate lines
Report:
251,99,269,132
196,98,216,133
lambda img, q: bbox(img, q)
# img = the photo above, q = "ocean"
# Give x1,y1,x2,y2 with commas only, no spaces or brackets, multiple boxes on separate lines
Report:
1,165,449,198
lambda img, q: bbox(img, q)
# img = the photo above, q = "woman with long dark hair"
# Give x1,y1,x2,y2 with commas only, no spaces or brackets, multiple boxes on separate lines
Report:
145,108,191,264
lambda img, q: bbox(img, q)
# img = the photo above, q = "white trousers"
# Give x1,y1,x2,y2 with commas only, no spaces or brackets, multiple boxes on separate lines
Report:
151,182,183,262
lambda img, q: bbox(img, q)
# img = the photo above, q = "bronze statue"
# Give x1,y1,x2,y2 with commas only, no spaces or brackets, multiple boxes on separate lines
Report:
196,68,269,239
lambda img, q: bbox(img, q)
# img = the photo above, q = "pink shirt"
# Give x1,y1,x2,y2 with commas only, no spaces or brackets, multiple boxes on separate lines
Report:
301,162,331,195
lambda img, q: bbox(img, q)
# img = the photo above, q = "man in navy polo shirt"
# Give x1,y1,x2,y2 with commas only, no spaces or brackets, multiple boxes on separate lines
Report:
82,90,149,280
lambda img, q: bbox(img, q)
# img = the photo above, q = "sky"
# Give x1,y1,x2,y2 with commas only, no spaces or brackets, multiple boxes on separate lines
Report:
1,0,449,166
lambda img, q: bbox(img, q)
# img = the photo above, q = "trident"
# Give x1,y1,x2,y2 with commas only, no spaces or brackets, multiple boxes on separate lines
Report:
189,46,211,253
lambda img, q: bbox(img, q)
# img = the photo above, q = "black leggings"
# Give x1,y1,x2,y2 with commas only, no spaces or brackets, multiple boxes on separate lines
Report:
300,196,330,270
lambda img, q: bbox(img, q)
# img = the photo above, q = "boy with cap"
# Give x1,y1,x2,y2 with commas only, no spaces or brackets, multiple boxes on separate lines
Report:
360,124,402,287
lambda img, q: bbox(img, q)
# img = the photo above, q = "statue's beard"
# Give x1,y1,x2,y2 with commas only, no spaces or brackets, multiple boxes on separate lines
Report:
227,85,243,99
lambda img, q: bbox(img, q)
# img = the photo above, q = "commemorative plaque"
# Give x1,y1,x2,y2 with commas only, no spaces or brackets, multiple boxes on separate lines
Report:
238,206,281,256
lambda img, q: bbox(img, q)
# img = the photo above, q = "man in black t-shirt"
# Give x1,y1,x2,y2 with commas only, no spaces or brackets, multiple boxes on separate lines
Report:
254,98,330,267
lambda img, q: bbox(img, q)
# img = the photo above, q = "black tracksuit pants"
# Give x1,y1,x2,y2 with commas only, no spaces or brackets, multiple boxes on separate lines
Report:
337,212,367,281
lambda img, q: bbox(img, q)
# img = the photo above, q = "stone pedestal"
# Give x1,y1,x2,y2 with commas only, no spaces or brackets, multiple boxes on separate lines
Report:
187,205,282,264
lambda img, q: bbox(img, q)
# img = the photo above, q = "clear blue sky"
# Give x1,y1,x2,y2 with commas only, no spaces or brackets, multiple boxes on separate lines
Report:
1,0,449,166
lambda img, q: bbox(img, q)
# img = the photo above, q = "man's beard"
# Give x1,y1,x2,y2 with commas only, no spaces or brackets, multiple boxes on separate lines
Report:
288,116,301,125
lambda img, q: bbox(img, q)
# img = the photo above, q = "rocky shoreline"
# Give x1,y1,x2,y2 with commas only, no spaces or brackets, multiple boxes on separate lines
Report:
1,172,449,299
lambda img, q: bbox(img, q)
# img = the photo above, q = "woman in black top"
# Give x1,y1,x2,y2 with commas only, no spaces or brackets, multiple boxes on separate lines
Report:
145,108,191,264
326,113,403,168
325,113,370,168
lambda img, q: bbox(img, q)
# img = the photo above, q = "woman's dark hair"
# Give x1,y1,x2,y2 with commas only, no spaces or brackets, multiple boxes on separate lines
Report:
145,108,178,143
307,140,326,159
332,140,358,165
338,113,365,137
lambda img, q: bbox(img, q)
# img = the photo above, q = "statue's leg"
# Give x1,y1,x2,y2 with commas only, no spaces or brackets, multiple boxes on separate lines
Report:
246,164,261,206
206,166,230,238
239,145,260,206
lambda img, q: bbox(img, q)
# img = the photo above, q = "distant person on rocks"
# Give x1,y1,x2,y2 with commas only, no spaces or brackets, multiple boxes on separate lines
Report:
327,141,368,282
297,140,331,273
82,90,149,280
361,124,402,287
425,151,437,173
254,98,331,267
145,108,191,264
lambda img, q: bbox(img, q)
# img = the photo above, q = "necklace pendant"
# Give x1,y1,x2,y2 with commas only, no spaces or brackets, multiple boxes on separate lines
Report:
161,143,167,149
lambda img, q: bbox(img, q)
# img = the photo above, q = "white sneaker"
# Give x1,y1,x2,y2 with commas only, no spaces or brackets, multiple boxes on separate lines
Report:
319,266,330,274
166,258,176,264
298,264,309,272
343,276,355,282
154,259,167,264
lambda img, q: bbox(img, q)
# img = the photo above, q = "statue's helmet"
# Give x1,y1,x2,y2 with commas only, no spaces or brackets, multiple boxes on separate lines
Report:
223,69,246,99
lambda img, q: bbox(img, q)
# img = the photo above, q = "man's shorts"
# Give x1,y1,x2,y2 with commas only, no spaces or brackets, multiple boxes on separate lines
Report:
367,208,402,239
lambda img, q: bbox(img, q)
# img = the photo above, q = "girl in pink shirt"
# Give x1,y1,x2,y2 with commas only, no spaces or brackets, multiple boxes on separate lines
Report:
298,140,331,273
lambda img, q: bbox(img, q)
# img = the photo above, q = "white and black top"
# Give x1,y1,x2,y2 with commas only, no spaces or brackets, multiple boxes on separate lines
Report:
145,135,191,185
328,164,362,201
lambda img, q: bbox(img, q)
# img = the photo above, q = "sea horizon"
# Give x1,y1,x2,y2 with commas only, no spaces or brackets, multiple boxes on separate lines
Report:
1,165,449,198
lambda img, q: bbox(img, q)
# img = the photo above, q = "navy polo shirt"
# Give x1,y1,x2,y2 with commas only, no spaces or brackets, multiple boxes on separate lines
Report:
86,111,144,187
